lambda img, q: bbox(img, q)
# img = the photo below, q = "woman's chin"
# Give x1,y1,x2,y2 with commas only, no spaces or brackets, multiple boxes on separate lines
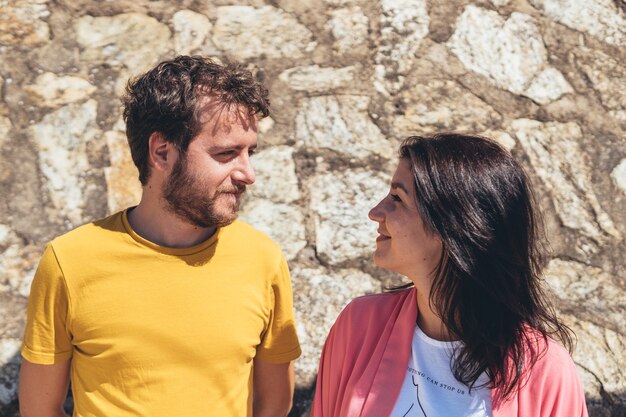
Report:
372,253,391,271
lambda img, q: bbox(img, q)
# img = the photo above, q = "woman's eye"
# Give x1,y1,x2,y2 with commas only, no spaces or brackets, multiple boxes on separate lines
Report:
390,194,401,202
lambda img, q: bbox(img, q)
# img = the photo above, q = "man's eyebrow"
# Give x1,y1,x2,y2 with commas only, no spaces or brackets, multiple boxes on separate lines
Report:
391,181,410,194
209,144,258,152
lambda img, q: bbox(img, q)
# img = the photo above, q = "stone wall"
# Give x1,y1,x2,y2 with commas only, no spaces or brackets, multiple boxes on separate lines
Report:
0,0,624,416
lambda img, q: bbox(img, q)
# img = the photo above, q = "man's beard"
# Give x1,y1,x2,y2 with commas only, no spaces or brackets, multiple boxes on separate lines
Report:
162,154,245,229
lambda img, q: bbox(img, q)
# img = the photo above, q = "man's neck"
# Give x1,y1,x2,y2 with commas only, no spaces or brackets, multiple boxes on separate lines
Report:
127,196,217,248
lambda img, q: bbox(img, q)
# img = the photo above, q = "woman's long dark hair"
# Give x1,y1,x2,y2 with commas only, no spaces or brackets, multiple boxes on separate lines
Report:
398,133,573,405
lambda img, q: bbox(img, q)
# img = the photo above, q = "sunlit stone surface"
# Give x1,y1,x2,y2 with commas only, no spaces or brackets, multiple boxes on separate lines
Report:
1,1,624,415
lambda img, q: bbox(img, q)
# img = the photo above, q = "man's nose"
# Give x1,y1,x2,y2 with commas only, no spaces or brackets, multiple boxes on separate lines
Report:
233,154,256,185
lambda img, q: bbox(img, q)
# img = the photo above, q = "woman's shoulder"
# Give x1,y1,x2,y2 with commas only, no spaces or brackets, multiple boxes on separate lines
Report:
346,288,413,311
504,331,588,416
522,328,575,366
523,330,582,388
334,288,414,326
536,336,578,373
325,288,415,354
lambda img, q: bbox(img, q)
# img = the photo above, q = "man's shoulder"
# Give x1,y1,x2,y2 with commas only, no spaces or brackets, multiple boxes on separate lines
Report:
220,220,281,252
50,211,125,250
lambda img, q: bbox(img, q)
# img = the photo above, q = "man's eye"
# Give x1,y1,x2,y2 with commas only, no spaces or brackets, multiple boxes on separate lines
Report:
217,151,236,158
248,149,256,157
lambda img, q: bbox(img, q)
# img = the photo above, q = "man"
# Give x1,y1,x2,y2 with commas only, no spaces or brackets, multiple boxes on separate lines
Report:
19,56,301,417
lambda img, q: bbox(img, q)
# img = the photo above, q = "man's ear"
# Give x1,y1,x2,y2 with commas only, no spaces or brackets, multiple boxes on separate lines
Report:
148,132,176,172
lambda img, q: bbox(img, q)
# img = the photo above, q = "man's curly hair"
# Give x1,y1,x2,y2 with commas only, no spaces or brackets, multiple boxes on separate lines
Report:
122,55,270,185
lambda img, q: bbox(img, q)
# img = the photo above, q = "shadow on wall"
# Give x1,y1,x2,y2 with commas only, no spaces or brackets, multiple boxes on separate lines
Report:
1,357,623,417
0,351,20,417
587,400,626,417
289,385,316,417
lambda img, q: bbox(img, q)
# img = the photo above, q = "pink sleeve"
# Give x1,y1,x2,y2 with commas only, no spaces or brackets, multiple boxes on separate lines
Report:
311,309,347,417
505,340,589,417
311,290,418,417
538,343,588,417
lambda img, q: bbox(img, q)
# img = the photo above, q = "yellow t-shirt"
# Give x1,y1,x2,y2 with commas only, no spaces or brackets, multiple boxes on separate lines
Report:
22,210,301,417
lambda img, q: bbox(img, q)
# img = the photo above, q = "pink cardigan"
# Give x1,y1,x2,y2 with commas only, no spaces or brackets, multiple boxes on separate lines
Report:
312,288,588,417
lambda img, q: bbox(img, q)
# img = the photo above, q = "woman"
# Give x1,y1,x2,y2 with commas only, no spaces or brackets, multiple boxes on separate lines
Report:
312,134,588,417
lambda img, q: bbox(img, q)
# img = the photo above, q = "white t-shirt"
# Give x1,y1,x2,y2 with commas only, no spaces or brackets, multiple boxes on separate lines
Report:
390,324,492,417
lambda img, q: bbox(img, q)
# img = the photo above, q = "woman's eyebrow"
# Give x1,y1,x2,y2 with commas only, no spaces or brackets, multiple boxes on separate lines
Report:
391,181,410,194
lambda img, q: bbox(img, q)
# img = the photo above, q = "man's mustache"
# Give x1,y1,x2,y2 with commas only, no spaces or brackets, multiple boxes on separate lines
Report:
217,185,246,195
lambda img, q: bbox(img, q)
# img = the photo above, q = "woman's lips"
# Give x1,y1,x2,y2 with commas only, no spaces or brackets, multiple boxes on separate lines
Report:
376,234,390,242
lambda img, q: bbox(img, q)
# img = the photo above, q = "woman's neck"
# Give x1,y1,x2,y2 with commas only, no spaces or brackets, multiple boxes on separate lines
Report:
415,287,457,342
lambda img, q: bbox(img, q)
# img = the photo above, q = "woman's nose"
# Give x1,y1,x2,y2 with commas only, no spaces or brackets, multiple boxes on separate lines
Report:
368,199,384,222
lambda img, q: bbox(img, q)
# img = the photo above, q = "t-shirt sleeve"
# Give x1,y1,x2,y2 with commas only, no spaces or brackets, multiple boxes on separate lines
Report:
255,253,301,364
21,244,73,364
